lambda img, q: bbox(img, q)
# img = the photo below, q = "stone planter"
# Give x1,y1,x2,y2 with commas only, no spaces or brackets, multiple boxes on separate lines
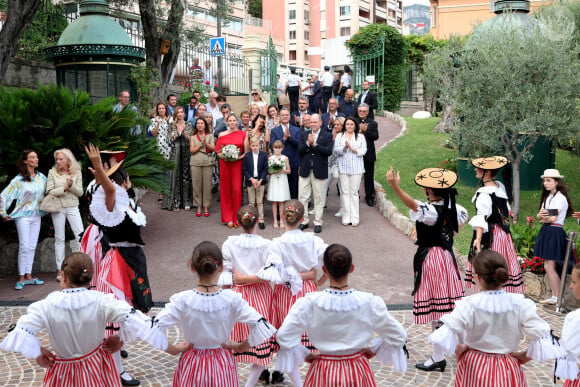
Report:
522,271,548,302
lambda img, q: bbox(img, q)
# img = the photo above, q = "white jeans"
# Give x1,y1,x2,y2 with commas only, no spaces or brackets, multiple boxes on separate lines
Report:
14,216,41,275
51,206,84,270
339,173,362,225
299,171,327,226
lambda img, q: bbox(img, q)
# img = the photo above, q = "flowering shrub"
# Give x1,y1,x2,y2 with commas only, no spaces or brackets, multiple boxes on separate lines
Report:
520,256,545,274
510,213,541,258
438,158,457,172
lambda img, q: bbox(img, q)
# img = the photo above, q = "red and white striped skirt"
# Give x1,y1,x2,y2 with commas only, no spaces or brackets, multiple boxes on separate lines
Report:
173,347,238,387
413,247,464,325
43,345,120,387
464,225,524,294
271,279,317,352
564,380,580,387
79,224,103,290
455,349,527,387
304,353,376,387
231,282,274,366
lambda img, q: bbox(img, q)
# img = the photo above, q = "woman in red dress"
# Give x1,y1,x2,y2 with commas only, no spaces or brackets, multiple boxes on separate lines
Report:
216,114,248,228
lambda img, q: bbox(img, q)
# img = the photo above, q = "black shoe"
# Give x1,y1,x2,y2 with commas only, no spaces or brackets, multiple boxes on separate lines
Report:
259,222,265,230
120,349,128,358
299,223,309,231
120,372,140,386
314,225,322,233
259,369,270,384
365,197,375,207
271,371,285,383
415,358,446,372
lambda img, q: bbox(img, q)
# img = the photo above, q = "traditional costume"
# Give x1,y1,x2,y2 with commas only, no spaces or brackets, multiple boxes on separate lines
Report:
555,309,580,386
0,288,151,387
429,290,560,386
219,233,274,366
276,289,408,387
142,289,276,387
466,156,524,293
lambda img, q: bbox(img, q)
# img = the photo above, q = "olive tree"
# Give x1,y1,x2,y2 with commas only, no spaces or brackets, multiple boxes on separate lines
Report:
452,18,580,218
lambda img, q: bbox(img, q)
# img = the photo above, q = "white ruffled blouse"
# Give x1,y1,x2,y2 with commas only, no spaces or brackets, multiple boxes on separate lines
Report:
555,309,580,381
89,183,146,228
218,234,271,286
0,288,150,359
143,289,276,351
410,200,469,226
542,191,569,225
468,182,510,232
256,230,327,295
428,291,559,362
276,289,408,373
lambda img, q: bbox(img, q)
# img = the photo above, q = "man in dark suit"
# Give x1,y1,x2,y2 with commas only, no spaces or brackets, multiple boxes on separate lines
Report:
183,96,198,125
270,108,302,199
243,139,269,229
357,80,379,120
213,104,232,137
339,89,359,118
290,97,310,127
356,103,379,207
297,114,333,233
321,98,345,132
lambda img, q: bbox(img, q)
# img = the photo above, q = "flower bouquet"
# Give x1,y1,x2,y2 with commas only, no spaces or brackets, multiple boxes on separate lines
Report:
268,157,285,174
221,144,239,162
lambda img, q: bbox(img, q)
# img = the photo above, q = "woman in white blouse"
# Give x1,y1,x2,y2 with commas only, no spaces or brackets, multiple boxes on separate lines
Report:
333,117,367,227
47,148,84,281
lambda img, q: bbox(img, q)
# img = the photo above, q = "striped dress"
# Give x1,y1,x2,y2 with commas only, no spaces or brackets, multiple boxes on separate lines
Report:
0,288,151,387
219,233,274,366
429,291,559,387
555,309,580,386
144,289,276,387
466,183,524,293
409,200,468,324
276,289,408,387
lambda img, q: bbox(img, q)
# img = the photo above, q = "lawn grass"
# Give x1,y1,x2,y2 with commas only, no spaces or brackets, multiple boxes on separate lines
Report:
376,117,580,255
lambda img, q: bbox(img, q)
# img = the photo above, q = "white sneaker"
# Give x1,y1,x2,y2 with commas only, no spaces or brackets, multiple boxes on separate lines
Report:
334,210,342,217
539,296,557,305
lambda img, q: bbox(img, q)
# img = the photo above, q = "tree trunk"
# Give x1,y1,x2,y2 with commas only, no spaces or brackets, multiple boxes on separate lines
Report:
137,0,185,103
0,0,42,82
511,158,521,221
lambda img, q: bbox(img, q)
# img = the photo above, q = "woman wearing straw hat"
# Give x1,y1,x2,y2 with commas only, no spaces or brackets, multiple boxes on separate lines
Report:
387,166,468,372
466,156,524,294
535,169,574,305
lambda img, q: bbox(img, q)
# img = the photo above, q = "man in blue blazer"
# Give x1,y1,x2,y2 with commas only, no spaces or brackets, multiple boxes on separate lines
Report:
297,113,333,233
183,96,198,125
270,108,302,199
243,139,268,229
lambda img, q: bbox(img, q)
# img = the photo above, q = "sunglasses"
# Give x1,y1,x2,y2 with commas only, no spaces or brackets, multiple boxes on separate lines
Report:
251,93,258,96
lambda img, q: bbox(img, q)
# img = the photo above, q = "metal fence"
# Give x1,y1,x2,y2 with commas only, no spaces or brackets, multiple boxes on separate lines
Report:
403,63,419,102
352,37,385,113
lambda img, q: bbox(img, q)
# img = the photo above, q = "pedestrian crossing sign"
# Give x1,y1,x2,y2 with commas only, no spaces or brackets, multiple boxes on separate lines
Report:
210,37,226,57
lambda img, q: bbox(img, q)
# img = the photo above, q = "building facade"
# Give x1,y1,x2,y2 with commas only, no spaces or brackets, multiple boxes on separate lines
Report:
264,0,403,71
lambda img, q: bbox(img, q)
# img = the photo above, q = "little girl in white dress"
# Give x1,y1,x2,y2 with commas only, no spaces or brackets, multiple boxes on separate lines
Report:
267,140,291,229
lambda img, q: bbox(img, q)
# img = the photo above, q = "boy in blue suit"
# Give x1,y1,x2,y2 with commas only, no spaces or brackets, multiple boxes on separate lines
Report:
243,138,268,229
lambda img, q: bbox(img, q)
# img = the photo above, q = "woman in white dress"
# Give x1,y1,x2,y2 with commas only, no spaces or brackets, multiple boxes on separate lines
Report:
267,140,291,229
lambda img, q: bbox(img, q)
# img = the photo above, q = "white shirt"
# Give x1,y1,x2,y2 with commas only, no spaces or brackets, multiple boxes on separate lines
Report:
429,291,553,356
149,289,275,350
206,102,223,123
542,191,568,225
321,72,334,87
341,72,351,88
277,81,285,95
287,74,300,87
333,132,367,175
361,91,368,104
222,234,271,276
468,182,510,232
253,152,259,177
555,309,580,380
410,200,469,227
0,289,149,359
264,229,327,273
276,289,408,372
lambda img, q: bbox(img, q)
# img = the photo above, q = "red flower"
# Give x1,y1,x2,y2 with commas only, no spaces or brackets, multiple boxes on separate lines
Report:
214,84,219,88
364,51,368,54
205,81,210,85
187,83,191,87
526,216,534,224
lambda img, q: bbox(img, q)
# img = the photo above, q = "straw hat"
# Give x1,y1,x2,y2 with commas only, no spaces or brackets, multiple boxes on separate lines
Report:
540,169,563,179
414,168,458,189
471,156,508,170
100,150,126,177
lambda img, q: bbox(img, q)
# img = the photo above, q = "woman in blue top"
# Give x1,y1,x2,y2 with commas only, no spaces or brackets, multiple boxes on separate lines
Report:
0,150,46,290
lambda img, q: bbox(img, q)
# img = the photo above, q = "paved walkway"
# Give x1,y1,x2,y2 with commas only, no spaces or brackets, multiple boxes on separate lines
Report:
0,116,566,385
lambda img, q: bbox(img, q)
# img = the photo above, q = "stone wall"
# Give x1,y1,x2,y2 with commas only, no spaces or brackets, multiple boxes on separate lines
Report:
0,236,65,275
3,58,56,89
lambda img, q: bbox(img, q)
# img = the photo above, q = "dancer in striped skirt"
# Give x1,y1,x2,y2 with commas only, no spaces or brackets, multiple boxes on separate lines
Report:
276,244,408,387
0,252,153,387
256,199,327,385
555,263,580,386
143,241,276,387
466,156,524,293
429,250,560,386
387,166,468,372
219,205,276,386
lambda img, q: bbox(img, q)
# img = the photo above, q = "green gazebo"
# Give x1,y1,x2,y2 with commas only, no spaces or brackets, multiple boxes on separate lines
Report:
45,0,145,102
